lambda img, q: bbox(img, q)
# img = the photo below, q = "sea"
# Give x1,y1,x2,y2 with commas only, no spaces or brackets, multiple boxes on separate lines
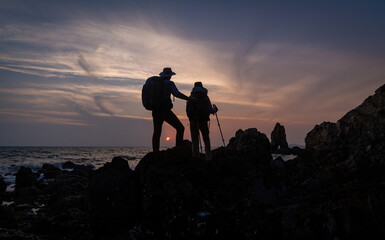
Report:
0,146,153,192
0,146,297,192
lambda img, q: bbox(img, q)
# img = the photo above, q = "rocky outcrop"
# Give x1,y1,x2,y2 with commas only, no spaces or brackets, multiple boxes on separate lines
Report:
271,122,289,151
277,84,385,238
304,84,385,183
88,156,141,234
0,162,93,239
228,128,271,154
132,131,274,239
306,84,385,152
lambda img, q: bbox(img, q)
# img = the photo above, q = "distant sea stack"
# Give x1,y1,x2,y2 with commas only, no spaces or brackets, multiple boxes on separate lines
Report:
270,122,302,155
271,122,289,151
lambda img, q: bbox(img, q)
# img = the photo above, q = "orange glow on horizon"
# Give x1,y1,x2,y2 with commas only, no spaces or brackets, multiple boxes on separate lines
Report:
166,137,171,141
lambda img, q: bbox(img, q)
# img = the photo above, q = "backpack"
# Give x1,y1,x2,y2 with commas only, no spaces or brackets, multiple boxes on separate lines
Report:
186,91,211,121
141,76,164,110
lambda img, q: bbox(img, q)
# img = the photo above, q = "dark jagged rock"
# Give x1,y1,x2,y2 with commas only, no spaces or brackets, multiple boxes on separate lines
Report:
271,122,289,151
62,161,76,170
131,135,275,239
276,84,385,239
306,84,385,153
0,176,7,204
40,164,62,179
15,167,36,191
227,128,271,153
14,167,39,204
305,84,385,183
88,156,141,234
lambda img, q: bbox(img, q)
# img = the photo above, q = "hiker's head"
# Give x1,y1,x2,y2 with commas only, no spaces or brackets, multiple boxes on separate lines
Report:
159,67,176,79
194,82,203,88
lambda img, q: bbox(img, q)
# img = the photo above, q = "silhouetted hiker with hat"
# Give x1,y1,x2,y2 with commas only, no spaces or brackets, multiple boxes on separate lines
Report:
186,82,218,160
142,67,191,152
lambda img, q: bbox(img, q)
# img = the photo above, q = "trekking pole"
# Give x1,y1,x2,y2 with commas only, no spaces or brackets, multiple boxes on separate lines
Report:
197,120,203,153
214,109,225,147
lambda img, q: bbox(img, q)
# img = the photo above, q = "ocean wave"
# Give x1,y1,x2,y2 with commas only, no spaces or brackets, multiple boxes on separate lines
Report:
0,146,152,189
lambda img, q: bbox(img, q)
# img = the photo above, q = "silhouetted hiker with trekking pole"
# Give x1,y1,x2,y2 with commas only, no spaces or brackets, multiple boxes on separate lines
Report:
186,82,218,160
142,67,192,152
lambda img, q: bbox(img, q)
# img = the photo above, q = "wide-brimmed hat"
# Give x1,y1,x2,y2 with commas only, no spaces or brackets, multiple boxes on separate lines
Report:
159,67,176,77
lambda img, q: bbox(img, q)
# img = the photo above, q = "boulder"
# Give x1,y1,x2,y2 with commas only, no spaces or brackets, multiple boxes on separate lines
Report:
15,167,36,191
14,167,39,204
227,128,271,154
62,161,76,170
88,156,141,234
271,123,289,151
41,163,62,179
0,176,7,203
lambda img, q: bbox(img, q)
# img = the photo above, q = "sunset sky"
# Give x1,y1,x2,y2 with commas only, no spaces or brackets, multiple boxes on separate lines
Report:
1,0,385,147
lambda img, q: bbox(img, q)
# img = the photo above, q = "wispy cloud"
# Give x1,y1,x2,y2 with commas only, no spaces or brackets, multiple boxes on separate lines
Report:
1,16,385,145
78,54,94,76
0,109,88,126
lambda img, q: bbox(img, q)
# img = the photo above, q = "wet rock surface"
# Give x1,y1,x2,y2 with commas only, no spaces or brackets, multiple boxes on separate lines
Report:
0,84,384,239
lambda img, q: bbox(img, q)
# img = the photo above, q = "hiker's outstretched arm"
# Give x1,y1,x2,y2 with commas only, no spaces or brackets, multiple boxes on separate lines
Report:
170,82,190,101
177,92,190,101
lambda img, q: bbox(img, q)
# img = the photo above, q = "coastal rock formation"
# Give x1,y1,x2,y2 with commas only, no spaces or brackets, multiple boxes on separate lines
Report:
306,84,385,152
271,122,289,151
0,84,385,239
227,128,271,154
305,83,385,184
282,84,385,238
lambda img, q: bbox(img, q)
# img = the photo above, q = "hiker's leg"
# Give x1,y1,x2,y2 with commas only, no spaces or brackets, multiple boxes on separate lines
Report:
200,121,211,159
152,111,164,152
190,121,199,157
164,110,185,147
